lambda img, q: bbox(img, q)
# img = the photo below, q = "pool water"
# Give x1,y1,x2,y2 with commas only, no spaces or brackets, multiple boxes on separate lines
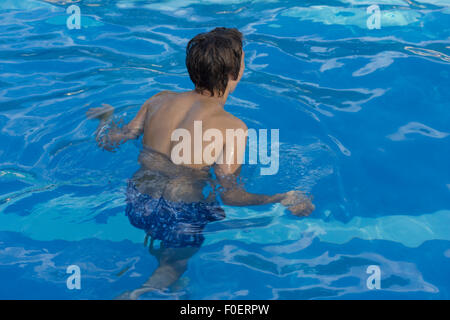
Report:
0,0,449,299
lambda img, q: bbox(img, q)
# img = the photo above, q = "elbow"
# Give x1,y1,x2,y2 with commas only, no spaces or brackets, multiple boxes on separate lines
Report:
219,190,245,206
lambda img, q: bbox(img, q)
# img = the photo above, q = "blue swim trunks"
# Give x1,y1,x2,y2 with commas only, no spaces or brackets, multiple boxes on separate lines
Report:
125,182,225,248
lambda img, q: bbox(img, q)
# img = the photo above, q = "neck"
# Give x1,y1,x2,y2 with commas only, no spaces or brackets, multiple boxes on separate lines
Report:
192,87,230,107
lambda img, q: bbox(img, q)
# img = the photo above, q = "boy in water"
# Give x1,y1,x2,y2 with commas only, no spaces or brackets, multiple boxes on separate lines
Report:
87,27,314,298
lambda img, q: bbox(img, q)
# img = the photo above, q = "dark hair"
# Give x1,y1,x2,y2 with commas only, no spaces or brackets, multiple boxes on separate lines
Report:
186,27,243,97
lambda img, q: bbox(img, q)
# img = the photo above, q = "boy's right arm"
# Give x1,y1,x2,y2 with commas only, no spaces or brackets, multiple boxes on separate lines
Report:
213,119,315,217
214,164,314,217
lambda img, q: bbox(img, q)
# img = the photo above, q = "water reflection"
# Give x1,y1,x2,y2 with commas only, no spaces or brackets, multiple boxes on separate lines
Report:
404,46,450,62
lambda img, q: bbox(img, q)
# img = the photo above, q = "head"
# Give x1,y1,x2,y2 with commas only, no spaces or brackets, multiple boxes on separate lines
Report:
186,27,245,97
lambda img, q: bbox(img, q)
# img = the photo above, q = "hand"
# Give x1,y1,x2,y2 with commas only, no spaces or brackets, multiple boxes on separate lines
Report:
281,190,315,217
86,103,114,121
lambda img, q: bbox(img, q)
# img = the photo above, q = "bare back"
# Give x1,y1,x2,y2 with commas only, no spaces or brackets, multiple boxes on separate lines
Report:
130,91,246,203
142,91,245,171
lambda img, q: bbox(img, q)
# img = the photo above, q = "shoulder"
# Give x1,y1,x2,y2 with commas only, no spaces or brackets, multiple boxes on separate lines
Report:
211,110,248,132
147,90,176,102
143,90,176,110
223,113,248,134
152,90,176,98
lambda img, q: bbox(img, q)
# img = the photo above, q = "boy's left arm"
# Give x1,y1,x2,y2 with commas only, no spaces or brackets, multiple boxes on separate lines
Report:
86,102,147,151
86,91,171,151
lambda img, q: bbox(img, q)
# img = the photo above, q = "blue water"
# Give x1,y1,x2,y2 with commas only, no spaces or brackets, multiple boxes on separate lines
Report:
0,0,449,299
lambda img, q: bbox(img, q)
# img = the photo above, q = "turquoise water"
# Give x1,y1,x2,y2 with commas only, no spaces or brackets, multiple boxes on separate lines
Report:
0,0,449,299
